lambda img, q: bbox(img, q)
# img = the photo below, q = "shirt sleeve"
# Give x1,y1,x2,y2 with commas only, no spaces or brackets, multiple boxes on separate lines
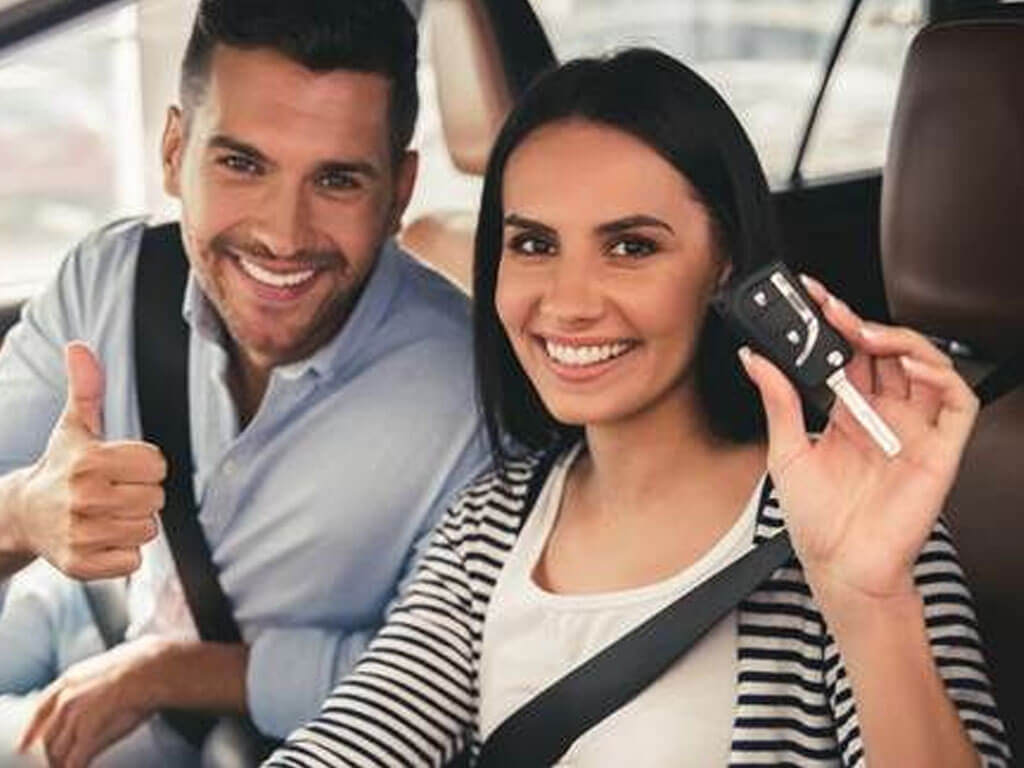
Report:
246,418,490,739
263,493,480,767
0,235,94,614
824,519,1013,767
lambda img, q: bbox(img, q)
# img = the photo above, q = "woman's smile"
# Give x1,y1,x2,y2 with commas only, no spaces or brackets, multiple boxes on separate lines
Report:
533,334,641,382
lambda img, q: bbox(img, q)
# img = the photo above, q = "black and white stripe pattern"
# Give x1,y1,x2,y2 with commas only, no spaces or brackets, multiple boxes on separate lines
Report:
266,453,1012,767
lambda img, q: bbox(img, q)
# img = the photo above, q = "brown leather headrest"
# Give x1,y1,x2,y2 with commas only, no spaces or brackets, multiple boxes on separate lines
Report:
428,0,514,175
881,21,1024,358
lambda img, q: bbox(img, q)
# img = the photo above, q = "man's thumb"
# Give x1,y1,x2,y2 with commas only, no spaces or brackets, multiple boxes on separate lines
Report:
63,342,105,437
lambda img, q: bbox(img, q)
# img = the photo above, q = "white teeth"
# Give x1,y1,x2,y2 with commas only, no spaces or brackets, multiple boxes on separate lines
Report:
238,258,316,289
544,340,633,367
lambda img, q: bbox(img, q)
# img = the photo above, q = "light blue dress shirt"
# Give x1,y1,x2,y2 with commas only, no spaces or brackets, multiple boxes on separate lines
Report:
0,218,489,746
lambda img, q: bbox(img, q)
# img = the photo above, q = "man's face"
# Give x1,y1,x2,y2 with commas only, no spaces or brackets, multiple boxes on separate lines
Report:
162,46,417,370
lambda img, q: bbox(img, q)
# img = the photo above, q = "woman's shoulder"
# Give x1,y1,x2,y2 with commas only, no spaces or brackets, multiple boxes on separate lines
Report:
439,447,564,547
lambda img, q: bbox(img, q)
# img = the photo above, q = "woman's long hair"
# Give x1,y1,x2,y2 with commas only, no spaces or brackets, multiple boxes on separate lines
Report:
474,48,785,470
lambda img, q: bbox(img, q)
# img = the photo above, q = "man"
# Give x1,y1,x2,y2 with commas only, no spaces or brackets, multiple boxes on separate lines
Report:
0,1,488,765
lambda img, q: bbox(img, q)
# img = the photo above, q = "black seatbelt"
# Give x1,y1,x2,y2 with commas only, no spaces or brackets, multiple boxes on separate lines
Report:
475,351,1024,768
84,222,243,748
475,480,792,768
133,222,242,647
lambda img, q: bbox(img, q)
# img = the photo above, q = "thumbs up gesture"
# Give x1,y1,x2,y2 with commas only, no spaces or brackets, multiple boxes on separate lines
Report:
13,342,167,579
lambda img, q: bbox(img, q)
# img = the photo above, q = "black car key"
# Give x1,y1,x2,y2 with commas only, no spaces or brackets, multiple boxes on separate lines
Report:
713,260,901,458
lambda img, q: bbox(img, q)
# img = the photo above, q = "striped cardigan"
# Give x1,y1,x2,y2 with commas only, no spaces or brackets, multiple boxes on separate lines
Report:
266,451,1012,767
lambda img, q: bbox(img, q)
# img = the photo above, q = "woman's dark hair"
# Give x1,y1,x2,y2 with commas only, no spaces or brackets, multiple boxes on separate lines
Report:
474,48,784,469
179,0,418,159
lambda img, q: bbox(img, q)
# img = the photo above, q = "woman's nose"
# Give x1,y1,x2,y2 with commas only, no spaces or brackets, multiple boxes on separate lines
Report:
540,253,604,325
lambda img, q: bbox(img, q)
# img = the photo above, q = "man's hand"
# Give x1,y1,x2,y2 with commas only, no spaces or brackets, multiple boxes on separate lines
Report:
17,637,169,768
9,342,166,579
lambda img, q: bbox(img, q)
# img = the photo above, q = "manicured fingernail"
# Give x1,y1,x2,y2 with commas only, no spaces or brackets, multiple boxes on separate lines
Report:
860,324,878,339
799,274,821,292
737,346,753,365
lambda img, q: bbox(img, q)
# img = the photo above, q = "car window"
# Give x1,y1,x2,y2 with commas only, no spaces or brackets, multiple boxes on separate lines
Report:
802,0,925,178
0,4,147,302
531,0,923,186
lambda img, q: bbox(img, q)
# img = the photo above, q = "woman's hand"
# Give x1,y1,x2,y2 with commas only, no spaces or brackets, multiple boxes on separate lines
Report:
739,275,979,606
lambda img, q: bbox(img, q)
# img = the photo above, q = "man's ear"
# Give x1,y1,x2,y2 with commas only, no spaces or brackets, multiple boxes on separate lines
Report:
161,106,186,198
388,150,419,235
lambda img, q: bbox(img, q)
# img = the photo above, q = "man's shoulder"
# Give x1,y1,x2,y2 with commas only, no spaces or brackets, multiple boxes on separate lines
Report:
73,216,149,262
20,217,152,336
57,216,150,293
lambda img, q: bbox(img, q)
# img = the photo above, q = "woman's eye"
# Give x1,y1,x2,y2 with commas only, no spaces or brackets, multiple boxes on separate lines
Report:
218,155,260,175
509,235,556,257
609,237,657,258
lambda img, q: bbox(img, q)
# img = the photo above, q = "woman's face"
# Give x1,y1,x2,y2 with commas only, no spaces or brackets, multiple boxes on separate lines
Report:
496,119,728,428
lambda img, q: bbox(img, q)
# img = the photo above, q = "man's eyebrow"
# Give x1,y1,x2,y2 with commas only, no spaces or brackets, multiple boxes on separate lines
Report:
595,215,675,235
207,134,269,163
317,160,380,180
503,213,557,237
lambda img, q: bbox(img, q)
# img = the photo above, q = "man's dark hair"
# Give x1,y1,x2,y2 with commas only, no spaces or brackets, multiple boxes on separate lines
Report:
474,48,785,469
180,0,419,159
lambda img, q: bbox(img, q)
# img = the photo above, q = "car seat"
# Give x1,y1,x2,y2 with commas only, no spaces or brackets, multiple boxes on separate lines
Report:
881,19,1024,756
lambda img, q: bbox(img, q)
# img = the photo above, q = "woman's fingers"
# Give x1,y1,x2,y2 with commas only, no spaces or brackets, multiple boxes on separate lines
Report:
799,276,874,393
899,355,979,442
800,274,951,410
859,323,952,368
738,346,812,476
874,356,910,399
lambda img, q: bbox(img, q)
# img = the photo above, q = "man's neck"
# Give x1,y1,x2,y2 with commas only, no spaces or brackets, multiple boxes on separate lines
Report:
227,350,272,429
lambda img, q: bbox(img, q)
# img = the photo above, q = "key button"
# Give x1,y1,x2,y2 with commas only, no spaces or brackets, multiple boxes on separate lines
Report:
786,329,802,345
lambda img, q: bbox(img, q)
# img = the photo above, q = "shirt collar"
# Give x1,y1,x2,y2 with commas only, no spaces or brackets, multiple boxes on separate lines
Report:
181,238,405,381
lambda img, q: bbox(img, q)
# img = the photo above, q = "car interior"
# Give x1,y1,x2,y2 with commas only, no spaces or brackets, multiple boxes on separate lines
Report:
1,0,1021,758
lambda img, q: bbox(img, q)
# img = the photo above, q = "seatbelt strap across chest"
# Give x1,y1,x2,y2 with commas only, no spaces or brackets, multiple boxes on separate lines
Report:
84,222,243,747
474,349,1023,768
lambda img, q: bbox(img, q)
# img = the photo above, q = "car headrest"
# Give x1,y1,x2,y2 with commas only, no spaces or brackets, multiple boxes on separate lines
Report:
429,0,514,175
881,21,1024,359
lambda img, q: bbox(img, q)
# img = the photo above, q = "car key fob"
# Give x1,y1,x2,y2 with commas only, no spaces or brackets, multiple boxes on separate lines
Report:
713,261,901,457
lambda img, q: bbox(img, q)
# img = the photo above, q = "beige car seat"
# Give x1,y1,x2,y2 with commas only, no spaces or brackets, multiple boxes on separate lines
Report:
400,0,515,292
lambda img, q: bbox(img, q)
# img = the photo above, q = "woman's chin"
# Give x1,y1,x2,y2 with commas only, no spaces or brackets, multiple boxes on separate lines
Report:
542,399,636,430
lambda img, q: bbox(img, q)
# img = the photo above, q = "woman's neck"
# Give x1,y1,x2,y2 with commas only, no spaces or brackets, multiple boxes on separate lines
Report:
577,382,765,526
536,382,767,594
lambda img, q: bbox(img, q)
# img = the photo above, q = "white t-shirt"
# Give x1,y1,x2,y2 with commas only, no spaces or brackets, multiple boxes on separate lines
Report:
479,447,762,766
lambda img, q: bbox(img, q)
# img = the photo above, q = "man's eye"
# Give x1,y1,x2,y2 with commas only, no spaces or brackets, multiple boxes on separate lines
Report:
509,235,556,257
609,237,657,259
218,155,261,175
316,171,360,191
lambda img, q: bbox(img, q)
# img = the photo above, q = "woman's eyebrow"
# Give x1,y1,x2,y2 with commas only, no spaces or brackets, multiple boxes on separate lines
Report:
503,213,557,237
595,215,675,235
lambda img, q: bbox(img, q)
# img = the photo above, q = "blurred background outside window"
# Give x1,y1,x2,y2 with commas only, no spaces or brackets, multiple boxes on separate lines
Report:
0,0,923,300
530,0,923,182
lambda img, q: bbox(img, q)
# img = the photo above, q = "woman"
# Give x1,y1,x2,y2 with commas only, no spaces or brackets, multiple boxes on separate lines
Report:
265,49,1009,766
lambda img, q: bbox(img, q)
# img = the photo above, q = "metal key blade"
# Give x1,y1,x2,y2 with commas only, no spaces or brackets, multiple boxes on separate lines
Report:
825,369,902,458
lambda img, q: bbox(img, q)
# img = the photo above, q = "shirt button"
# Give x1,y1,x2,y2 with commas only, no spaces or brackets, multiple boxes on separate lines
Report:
223,459,237,477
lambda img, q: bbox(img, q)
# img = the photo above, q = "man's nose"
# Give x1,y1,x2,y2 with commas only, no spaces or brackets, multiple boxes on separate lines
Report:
541,252,603,325
253,178,315,258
